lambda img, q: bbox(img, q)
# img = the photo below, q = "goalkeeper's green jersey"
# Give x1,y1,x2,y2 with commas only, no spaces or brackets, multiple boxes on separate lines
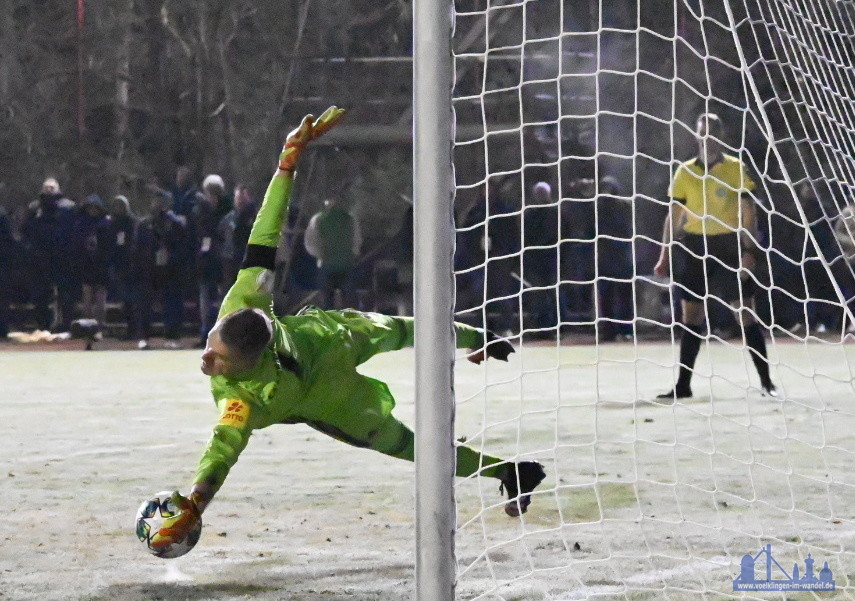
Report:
193,172,485,494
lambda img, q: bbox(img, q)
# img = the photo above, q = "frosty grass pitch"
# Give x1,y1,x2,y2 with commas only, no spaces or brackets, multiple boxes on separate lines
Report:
3,341,854,600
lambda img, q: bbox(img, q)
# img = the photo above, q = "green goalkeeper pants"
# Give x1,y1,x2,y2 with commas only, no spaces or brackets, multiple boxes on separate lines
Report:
291,373,506,478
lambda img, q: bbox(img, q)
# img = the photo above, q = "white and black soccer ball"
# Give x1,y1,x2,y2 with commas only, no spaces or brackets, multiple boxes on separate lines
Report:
135,490,202,559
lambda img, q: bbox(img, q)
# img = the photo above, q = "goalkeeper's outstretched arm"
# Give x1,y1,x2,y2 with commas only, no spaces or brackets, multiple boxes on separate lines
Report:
219,106,346,320
190,420,251,513
216,172,294,320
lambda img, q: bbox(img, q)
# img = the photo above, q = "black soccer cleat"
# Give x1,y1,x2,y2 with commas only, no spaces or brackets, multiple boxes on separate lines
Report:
499,461,546,517
485,330,515,362
656,386,693,400
761,381,778,398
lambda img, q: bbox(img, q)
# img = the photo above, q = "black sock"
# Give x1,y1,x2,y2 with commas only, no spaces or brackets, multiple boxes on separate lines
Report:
676,324,703,392
744,322,772,387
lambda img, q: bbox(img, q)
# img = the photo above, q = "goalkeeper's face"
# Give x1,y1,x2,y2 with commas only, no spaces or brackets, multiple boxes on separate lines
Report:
200,329,242,377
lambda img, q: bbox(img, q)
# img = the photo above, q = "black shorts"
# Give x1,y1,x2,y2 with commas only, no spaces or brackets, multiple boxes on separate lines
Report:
673,233,756,303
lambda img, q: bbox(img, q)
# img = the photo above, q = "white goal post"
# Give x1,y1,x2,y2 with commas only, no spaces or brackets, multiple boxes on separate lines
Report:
414,1,855,600
413,0,457,599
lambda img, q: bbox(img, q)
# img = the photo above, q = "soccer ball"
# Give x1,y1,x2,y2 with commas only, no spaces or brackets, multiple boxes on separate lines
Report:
135,490,202,559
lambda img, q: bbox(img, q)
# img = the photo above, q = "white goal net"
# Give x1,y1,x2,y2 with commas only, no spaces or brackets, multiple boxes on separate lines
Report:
447,0,855,598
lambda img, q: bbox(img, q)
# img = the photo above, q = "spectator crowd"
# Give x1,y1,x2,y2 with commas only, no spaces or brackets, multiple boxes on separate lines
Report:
2,157,855,348
0,169,260,348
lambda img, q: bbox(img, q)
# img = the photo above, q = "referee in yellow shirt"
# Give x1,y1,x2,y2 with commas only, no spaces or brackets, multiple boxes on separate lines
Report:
654,113,776,399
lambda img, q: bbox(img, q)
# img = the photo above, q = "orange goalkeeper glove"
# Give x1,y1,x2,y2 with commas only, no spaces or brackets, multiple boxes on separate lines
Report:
148,491,202,553
278,106,346,171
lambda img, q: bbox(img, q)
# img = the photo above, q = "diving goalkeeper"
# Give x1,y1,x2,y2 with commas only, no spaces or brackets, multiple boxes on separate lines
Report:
150,107,546,553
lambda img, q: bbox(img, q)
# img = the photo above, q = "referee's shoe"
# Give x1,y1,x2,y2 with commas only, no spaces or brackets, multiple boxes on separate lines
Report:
657,383,778,399
656,386,693,400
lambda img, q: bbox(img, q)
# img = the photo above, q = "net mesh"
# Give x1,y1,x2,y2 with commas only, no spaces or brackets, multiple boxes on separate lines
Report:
450,1,855,598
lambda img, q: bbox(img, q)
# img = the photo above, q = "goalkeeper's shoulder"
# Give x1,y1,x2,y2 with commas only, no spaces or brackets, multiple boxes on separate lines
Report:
218,267,276,318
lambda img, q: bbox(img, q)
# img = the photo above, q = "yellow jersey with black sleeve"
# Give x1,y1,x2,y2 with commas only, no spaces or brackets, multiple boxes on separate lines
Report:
670,154,756,236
